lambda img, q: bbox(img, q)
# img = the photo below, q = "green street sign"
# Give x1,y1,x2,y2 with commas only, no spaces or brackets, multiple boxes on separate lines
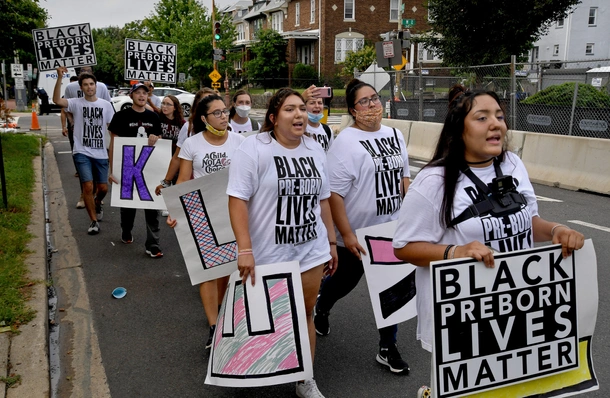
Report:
402,19,415,28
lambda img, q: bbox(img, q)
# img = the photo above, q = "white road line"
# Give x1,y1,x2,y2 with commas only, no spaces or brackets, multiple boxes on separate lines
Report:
57,151,72,154
536,195,563,203
568,220,610,233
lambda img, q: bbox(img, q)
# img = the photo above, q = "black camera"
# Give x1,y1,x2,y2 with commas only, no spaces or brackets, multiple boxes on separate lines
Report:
490,175,515,196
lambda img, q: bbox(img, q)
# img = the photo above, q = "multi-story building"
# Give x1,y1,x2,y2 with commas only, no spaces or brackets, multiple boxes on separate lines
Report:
221,0,431,82
530,0,609,67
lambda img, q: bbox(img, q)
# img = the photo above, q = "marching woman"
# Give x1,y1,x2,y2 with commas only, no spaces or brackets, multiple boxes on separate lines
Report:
313,78,411,374
392,85,585,397
228,89,259,133
227,88,338,398
166,94,245,349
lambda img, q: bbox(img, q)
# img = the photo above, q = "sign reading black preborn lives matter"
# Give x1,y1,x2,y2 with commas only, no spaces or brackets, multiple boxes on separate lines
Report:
32,23,96,71
431,241,599,398
124,39,177,84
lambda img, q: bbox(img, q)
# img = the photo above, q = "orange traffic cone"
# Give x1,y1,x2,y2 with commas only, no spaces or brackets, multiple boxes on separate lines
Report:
30,110,41,131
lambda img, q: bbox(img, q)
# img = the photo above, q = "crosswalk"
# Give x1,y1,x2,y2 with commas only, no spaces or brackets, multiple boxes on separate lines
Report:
325,115,344,125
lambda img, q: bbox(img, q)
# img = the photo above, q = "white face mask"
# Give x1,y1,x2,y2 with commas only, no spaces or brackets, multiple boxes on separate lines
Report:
235,105,251,118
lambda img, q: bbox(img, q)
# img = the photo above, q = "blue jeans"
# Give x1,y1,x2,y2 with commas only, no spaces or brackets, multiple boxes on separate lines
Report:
316,246,398,347
73,153,108,184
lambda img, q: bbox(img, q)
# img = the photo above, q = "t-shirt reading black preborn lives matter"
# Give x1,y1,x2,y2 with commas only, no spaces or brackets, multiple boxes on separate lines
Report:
109,107,162,138
327,125,410,246
67,97,116,159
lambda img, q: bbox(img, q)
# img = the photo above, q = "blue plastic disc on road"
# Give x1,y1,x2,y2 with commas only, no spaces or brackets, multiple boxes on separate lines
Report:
112,287,127,299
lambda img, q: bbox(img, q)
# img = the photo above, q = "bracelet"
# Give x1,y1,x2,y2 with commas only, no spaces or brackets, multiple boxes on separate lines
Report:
160,179,171,188
238,248,253,253
443,245,455,260
551,224,568,237
237,252,253,257
329,241,337,246
450,245,458,259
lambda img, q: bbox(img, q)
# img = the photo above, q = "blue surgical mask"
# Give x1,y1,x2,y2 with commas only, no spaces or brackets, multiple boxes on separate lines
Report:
308,112,324,123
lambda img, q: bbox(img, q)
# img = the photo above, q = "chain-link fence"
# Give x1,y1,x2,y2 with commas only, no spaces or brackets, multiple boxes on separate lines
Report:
365,58,610,139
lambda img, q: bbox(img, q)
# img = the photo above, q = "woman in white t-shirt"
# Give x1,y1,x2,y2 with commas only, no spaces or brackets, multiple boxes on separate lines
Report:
227,88,338,398
392,85,585,398
302,87,334,152
167,94,245,351
228,89,259,133
314,79,411,375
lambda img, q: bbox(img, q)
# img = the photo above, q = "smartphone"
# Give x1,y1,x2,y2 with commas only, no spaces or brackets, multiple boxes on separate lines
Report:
318,87,332,98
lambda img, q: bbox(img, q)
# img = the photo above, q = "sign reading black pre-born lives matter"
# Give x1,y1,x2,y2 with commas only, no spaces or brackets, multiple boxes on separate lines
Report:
32,23,96,71
124,39,177,84
431,241,599,398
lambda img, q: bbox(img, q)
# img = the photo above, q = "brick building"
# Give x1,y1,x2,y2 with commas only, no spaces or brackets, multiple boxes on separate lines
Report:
221,0,432,83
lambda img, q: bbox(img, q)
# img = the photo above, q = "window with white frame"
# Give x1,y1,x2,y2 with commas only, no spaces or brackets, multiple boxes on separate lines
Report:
311,0,315,23
586,43,594,55
295,3,300,26
390,0,399,21
588,7,597,25
344,0,354,20
272,11,283,32
334,31,364,63
553,44,559,56
556,18,564,28
426,49,435,61
254,18,264,36
234,59,242,70
237,24,245,41
531,46,539,63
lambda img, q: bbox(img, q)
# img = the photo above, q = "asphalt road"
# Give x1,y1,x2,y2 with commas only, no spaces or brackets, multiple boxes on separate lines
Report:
28,114,610,397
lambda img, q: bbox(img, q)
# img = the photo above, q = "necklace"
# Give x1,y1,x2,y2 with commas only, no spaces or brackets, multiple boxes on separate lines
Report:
466,157,494,165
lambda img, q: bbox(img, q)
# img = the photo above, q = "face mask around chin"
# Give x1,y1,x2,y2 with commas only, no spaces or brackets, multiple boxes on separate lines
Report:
206,123,227,136
235,105,251,118
308,112,324,123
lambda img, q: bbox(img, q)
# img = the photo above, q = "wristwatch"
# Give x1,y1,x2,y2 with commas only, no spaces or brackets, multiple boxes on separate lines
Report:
160,179,171,188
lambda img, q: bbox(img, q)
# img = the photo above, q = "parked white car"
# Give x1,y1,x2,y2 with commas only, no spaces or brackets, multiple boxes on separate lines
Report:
111,87,196,116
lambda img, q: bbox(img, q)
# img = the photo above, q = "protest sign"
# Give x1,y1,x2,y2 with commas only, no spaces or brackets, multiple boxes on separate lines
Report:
32,23,96,71
124,39,177,84
110,138,171,210
356,221,418,329
162,168,237,285
206,261,313,387
431,240,598,398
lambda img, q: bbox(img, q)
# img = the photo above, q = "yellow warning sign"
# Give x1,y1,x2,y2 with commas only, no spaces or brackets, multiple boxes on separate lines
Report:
209,69,222,82
211,82,221,89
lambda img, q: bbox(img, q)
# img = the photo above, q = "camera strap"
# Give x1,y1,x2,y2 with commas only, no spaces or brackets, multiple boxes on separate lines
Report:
449,158,527,227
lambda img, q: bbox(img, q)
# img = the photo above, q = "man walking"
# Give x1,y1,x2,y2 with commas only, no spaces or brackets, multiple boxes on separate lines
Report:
53,66,115,235
108,83,164,258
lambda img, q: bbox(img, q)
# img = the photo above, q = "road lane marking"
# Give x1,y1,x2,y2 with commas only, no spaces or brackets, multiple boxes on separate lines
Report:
57,151,72,154
568,220,610,233
536,195,563,202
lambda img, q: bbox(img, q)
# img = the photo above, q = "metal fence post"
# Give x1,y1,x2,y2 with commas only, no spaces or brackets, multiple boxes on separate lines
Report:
418,65,423,121
568,83,579,136
510,55,516,130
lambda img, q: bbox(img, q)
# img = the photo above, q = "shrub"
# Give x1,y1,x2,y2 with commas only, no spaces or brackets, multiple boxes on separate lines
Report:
292,63,319,88
521,82,610,108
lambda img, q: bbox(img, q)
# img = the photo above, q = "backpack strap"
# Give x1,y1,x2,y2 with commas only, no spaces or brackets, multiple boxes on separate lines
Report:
249,117,259,130
322,123,332,141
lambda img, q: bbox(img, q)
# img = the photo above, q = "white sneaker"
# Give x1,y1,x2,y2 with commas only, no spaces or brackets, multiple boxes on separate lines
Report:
296,379,325,398
161,210,169,217
417,385,431,398
76,194,85,209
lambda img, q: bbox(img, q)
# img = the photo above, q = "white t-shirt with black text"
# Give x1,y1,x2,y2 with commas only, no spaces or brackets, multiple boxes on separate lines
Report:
327,125,410,245
306,123,333,152
67,97,115,159
230,118,254,134
227,134,332,272
64,81,112,102
392,151,539,351
179,131,245,179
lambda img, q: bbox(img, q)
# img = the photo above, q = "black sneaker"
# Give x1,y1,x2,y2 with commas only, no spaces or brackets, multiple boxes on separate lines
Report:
87,221,100,235
146,247,163,258
376,345,410,374
206,325,216,349
95,202,103,221
121,231,133,244
314,308,330,336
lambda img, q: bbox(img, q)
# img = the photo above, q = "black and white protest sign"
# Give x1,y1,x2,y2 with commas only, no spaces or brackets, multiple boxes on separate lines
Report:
431,244,581,397
32,24,96,71
124,39,177,84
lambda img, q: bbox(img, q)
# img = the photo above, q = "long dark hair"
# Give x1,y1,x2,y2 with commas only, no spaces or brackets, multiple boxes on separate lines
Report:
428,84,509,228
345,78,376,120
260,88,304,132
162,95,184,123
192,94,224,134
188,87,217,135
229,89,252,121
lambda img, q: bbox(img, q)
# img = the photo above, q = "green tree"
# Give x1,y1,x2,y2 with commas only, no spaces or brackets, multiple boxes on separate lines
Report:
0,0,47,61
339,45,376,79
522,83,610,108
246,28,287,86
420,0,580,66
92,27,125,86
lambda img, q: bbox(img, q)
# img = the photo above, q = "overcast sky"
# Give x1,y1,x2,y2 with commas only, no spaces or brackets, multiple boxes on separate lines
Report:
42,0,236,29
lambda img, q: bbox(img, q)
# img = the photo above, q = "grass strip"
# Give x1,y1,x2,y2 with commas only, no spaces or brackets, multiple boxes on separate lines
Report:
0,133,40,328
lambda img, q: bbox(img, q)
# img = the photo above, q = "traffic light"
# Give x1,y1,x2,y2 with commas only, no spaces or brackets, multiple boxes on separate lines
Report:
398,30,411,49
214,22,222,41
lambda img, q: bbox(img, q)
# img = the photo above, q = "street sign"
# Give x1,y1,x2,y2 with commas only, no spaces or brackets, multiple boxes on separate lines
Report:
213,49,224,55
14,78,25,89
382,41,394,58
11,64,24,78
211,82,221,89
375,40,402,68
213,54,226,61
209,69,221,82
393,56,407,71
402,19,415,28
178,73,185,83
